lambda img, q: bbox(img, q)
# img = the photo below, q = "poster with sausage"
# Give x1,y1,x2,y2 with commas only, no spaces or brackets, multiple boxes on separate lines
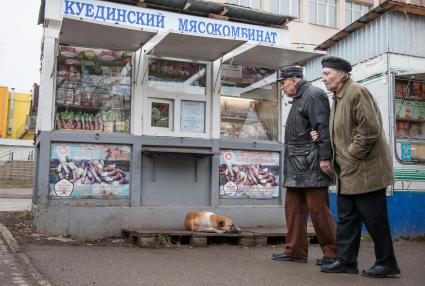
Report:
219,150,280,199
49,143,131,198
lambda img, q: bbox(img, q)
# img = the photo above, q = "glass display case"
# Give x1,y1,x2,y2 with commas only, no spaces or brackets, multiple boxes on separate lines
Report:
146,58,208,135
395,78,425,162
220,64,279,141
148,58,206,95
55,45,132,133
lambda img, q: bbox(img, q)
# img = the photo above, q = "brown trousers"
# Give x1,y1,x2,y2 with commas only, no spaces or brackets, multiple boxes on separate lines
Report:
284,187,336,259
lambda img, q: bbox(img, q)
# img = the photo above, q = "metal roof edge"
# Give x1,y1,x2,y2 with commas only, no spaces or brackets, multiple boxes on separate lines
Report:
105,0,293,28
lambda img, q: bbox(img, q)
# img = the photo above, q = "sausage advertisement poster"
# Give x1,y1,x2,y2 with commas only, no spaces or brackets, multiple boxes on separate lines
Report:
49,143,131,198
219,150,280,199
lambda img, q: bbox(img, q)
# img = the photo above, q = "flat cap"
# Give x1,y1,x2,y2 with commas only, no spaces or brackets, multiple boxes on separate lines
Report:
277,66,303,81
321,56,352,73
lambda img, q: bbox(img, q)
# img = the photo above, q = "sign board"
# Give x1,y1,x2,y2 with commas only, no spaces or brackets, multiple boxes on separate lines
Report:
219,150,280,199
181,100,205,133
49,143,131,198
62,0,286,45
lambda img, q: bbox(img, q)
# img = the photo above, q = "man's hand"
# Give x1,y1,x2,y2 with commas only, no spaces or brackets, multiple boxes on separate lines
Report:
310,130,320,142
320,160,333,176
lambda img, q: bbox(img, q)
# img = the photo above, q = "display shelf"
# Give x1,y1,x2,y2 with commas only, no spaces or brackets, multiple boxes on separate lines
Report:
56,104,101,111
221,116,246,121
395,97,425,102
396,118,425,123
56,104,130,111
396,138,425,143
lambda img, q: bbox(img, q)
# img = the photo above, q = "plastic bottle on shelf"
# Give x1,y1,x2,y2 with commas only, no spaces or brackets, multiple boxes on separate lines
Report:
103,110,114,133
55,113,62,130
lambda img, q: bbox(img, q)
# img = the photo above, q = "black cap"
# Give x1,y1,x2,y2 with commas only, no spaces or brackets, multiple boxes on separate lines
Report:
277,66,303,81
321,56,352,73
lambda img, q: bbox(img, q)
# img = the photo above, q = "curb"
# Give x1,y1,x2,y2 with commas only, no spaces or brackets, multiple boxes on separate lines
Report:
0,194,33,199
0,222,52,286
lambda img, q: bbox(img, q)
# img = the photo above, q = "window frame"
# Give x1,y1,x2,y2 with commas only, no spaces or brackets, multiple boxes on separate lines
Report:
142,56,212,139
270,0,300,19
345,1,371,26
226,0,262,10
309,0,338,28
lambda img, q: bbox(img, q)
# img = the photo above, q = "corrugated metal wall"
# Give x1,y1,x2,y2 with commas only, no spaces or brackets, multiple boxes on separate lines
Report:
389,12,425,58
305,12,425,81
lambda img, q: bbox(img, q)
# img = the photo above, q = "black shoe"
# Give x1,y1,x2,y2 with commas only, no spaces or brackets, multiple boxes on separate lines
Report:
316,257,336,266
361,264,401,278
321,260,359,274
271,252,307,263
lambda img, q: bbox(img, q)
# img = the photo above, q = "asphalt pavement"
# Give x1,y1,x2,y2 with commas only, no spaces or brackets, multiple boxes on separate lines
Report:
21,240,425,286
0,188,32,212
0,236,37,286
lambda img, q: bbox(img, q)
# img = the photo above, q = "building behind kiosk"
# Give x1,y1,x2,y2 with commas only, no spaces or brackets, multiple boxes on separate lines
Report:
34,0,324,239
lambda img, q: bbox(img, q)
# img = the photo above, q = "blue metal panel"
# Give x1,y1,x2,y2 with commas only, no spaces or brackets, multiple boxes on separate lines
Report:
328,191,425,237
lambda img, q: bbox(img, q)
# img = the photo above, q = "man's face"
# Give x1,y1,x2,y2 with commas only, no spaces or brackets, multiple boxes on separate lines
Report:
280,78,297,97
322,67,344,92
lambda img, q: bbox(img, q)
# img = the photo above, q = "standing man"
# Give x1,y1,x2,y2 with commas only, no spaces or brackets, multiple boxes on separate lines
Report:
272,66,336,266
317,56,400,277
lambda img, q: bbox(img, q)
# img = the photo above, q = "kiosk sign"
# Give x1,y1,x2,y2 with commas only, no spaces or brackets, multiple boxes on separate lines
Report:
219,150,280,199
49,143,131,198
62,0,283,45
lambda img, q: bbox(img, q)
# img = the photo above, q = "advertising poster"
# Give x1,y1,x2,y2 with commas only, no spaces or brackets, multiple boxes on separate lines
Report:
219,150,280,199
49,143,131,198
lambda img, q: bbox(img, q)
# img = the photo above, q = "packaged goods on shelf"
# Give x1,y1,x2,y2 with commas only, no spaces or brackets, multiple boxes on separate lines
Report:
396,99,415,119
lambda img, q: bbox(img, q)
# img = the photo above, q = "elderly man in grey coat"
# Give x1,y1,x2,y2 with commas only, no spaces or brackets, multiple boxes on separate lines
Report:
311,56,400,278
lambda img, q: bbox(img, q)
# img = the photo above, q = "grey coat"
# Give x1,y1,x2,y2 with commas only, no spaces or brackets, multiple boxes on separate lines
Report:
330,79,394,194
283,80,335,188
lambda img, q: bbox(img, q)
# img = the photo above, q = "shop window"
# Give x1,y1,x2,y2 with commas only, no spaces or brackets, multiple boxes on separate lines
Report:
145,58,210,137
148,58,206,95
309,0,337,28
395,78,425,163
345,1,371,26
220,64,279,141
150,99,174,130
55,45,132,133
270,0,300,19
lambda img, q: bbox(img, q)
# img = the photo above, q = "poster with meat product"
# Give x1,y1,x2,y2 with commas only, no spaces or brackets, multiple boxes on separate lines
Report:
49,143,131,198
219,150,280,199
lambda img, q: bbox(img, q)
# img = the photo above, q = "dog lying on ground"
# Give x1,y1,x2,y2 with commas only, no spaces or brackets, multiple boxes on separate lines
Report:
184,210,241,234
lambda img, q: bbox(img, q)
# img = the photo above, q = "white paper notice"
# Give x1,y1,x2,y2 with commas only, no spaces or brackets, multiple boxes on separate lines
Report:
181,101,205,133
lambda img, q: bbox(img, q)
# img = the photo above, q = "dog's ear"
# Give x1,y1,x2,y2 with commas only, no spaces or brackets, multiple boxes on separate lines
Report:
218,220,225,227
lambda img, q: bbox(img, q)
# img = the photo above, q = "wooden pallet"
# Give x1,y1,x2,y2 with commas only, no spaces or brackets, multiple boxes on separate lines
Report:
122,227,316,248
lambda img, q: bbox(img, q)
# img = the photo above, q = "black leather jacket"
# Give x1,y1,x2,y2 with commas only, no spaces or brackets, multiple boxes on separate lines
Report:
283,80,335,188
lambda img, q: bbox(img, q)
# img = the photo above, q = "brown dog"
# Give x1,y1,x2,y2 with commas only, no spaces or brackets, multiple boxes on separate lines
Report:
184,211,241,234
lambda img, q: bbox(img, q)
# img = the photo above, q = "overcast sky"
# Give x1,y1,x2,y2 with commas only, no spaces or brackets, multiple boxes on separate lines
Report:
0,1,42,93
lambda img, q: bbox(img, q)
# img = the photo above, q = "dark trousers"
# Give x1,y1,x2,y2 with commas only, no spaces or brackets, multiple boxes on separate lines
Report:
336,188,397,266
285,187,336,259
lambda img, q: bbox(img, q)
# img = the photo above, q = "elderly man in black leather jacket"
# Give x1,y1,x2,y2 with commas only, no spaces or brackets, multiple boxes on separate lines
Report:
272,66,336,266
